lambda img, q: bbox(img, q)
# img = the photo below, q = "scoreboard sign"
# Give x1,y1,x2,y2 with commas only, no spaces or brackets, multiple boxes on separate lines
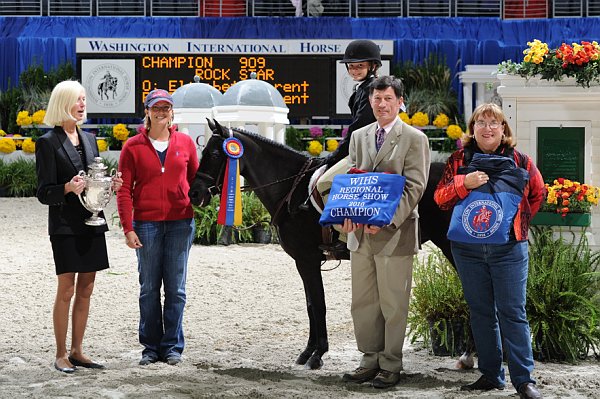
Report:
76,38,393,119
139,55,328,117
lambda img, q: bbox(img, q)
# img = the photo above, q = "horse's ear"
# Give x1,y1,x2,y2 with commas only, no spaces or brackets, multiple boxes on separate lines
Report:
206,118,216,132
213,119,228,138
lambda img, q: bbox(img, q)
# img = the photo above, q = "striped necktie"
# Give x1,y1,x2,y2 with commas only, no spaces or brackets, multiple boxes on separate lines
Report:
376,127,386,151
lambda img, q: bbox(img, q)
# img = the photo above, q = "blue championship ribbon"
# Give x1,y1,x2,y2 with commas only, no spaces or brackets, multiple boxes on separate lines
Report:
217,137,244,226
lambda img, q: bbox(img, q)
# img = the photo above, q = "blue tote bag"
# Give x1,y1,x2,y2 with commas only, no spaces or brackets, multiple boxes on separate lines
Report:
319,172,406,227
447,153,529,244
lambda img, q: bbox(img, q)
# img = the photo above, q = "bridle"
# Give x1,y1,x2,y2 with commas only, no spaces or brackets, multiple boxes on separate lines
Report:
197,152,323,225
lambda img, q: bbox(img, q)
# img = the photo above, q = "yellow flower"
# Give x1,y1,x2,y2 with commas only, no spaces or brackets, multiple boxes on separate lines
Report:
16,110,32,126
411,112,429,127
399,112,411,124
22,138,35,153
0,129,6,137
12,134,23,148
446,124,463,140
326,139,338,152
31,110,46,125
112,124,130,141
433,113,449,128
542,178,600,215
307,140,323,156
0,138,17,153
97,139,108,152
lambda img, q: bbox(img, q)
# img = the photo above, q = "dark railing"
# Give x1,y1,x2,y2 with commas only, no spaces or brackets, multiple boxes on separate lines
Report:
0,0,597,18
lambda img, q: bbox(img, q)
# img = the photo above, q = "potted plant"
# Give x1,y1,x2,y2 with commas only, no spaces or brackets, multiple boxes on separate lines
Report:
408,248,470,357
498,39,600,88
532,177,600,227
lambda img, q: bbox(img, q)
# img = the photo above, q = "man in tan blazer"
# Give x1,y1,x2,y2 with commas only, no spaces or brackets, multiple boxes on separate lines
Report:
340,76,430,389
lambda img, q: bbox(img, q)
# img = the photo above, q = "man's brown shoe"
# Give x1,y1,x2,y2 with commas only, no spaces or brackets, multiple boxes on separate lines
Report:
342,367,379,383
372,369,401,389
518,383,542,399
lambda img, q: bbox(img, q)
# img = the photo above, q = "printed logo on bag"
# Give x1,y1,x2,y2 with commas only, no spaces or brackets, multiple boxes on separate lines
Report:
461,200,503,239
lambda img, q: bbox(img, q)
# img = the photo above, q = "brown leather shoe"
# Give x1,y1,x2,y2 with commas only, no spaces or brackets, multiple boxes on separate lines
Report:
372,369,401,389
518,383,542,399
460,375,505,391
342,367,379,383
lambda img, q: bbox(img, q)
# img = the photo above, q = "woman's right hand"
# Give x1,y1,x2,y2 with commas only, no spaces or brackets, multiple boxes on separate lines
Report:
125,231,143,249
65,175,86,195
464,171,489,190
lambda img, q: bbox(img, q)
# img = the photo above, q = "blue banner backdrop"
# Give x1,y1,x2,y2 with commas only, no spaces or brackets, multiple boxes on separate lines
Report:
4,16,600,112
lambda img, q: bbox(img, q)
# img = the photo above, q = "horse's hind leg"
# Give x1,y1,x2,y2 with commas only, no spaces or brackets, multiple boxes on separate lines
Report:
294,259,328,370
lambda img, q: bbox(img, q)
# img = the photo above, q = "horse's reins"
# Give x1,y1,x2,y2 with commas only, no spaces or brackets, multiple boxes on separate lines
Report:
270,158,315,226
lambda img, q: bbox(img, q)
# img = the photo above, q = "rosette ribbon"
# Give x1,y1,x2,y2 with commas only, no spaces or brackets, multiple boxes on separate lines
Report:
217,137,244,226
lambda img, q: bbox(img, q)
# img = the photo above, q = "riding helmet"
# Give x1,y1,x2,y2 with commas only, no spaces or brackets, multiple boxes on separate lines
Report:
340,40,382,67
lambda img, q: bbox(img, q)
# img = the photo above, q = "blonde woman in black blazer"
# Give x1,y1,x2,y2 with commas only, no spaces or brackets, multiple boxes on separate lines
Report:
36,80,122,373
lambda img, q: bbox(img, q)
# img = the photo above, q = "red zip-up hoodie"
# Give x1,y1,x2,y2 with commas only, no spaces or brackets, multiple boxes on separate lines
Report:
116,126,199,235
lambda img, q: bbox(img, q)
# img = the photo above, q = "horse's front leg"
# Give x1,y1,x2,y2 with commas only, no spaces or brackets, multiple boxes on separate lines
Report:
293,258,328,370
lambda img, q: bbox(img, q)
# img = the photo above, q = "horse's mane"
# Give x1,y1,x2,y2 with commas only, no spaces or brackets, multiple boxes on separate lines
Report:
228,125,309,158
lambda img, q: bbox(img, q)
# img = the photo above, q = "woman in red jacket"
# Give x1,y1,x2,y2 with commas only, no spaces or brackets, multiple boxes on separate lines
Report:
117,89,199,366
434,103,544,399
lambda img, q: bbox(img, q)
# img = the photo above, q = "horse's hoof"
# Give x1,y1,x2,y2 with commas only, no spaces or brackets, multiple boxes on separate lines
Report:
456,353,475,370
295,349,313,365
304,354,323,370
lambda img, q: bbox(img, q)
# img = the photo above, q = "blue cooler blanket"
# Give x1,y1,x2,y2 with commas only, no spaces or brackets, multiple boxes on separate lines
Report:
319,172,406,226
447,153,529,244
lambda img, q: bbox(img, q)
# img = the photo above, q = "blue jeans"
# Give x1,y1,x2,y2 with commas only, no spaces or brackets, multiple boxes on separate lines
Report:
134,218,195,359
451,240,535,390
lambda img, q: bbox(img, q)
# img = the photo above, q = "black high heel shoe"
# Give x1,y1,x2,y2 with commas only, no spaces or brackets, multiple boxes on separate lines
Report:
54,361,76,373
68,356,105,369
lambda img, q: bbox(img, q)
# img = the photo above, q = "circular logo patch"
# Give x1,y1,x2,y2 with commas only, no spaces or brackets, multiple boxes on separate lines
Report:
85,62,131,109
461,199,503,239
223,138,243,159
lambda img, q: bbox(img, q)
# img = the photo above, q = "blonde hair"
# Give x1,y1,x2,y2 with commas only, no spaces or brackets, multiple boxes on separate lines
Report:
43,80,87,126
462,103,515,148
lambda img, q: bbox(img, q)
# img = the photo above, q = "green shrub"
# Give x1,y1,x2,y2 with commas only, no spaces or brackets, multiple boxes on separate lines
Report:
527,226,600,362
192,192,274,245
393,53,460,123
193,196,221,245
0,158,37,197
408,248,470,355
285,126,307,152
0,87,24,133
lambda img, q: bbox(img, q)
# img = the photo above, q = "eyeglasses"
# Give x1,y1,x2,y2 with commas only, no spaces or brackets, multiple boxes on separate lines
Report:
149,105,172,112
474,121,502,129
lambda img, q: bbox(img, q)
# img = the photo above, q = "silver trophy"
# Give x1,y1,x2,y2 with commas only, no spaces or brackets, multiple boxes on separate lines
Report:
78,157,115,226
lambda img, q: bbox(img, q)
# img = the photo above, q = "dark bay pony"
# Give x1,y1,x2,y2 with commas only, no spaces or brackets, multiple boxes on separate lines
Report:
189,120,454,370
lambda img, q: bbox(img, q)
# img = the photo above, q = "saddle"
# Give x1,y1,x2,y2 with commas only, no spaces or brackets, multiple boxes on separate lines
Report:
308,165,350,261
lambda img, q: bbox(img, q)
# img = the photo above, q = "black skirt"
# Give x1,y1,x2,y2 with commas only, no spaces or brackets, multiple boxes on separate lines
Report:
50,234,109,275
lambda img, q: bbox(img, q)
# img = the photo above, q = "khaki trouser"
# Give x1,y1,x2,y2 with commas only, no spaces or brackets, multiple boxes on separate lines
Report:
351,247,413,373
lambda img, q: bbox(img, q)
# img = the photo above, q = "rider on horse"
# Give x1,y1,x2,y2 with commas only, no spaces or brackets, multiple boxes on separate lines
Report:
315,40,382,258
